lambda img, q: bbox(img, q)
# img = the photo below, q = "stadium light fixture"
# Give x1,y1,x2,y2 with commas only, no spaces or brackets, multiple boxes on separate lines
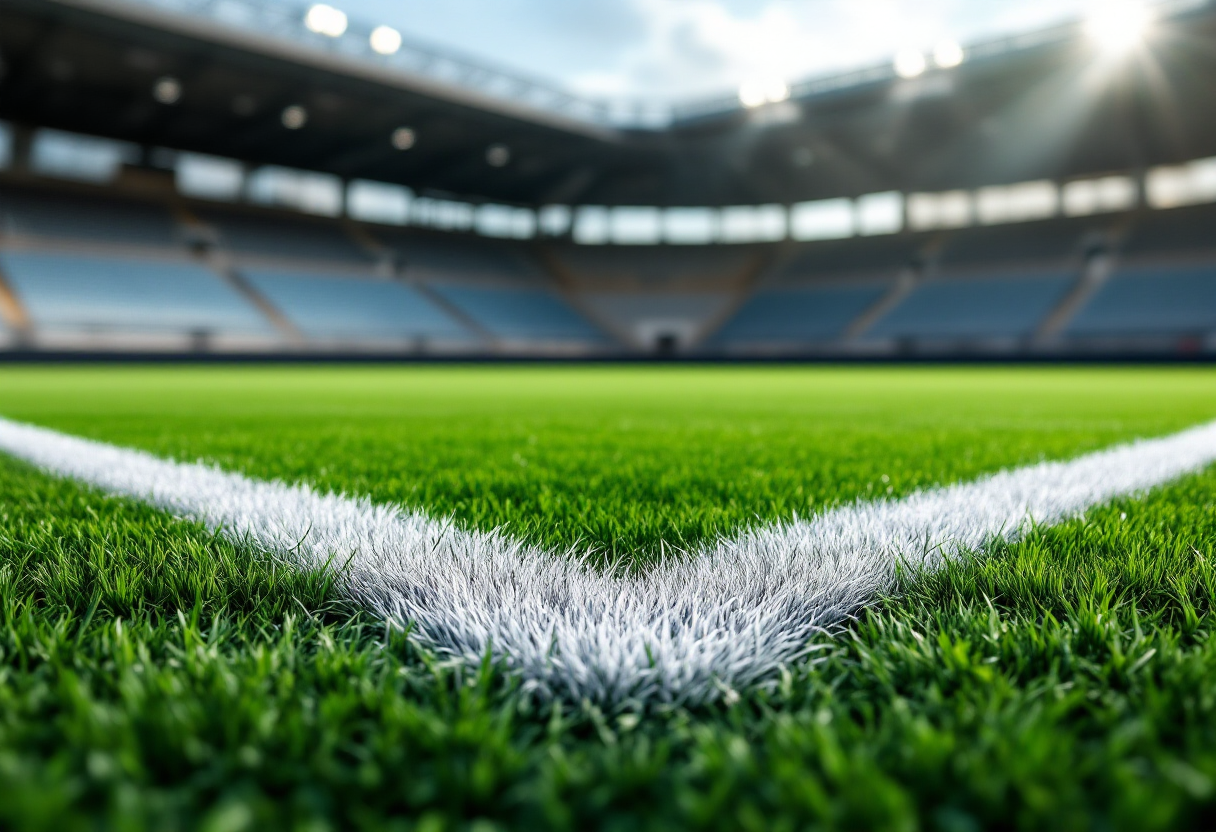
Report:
738,78,790,108
370,25,402,55
304,4,348,38
893,50,927,79
152,76,181,104
933,40,965,69
281,105,308,130
391,127,416,150
486,144,510,167
1085,1,1152,52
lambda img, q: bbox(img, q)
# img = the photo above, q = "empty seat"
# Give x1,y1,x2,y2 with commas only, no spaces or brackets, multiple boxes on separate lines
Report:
383,232,544,284
938,219,1090,268
429,284,603,341
1068,265,1216,336
201,210,372,264
1122,205,1216,258
0,252,269,334
551,245,758,288
0,187,178,246
243,270,468,341
588,292,730,318
771,237,923,284
714,284,887,343
869,273,1073,340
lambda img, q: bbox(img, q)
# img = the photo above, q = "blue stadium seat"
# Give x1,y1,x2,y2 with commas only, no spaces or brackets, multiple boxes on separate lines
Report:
938,220,1089,268
0,187,178,247
713,284,887,343
869,273,1073,340
552,245,757,288
1122,206,1216,258
771,237,922,284
386,233,544,284
201,210,372,264
0,252,270,334
243,270,469,341
429,284,603,341
1068,265,1216,336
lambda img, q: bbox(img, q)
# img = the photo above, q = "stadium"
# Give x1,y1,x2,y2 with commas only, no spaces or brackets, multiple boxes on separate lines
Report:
2,0,1216,829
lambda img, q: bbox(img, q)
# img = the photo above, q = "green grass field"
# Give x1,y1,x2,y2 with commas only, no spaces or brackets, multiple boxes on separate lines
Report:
3,365,1216,830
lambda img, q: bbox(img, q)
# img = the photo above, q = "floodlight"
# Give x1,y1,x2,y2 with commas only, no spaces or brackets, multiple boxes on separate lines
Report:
1085,1,1151,51
738,82,766,108
893,50,927,79
281,105,308,130
764,79,790,104
152,76,181,104
934,40,965,69
391,127,416,150
738,78,789,108
370,25,402,55
486,144,510,167
304,4,348,38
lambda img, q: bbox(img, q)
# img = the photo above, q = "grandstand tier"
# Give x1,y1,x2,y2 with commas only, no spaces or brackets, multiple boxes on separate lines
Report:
2,0,1216,358
1,172,1215,356
428,284,605,344
865,273,1076,342
1067,265,1216,338
0,251,272,340
712,285,889,346
242,270,471,344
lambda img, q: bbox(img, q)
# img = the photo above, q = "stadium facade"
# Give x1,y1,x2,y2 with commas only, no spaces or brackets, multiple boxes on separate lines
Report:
0,0,1214,358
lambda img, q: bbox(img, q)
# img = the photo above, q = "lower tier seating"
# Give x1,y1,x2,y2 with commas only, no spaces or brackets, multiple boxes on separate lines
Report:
1067,264,1216,337
428,284,604,342
868,273,1074,340
713,284,888,344
0,252,270,335
243,270,469,342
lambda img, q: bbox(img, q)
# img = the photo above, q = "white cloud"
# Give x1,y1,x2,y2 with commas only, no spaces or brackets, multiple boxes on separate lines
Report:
566,0,1093,101
312,0,1096,101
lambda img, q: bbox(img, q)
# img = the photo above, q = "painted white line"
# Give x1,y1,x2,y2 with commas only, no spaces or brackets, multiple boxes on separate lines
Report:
2,416,1216,705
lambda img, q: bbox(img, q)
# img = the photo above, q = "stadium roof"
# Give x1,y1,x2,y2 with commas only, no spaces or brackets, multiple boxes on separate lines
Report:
2,0,1215,205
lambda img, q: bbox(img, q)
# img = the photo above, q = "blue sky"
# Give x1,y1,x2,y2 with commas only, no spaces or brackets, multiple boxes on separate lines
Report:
322,0,1099,101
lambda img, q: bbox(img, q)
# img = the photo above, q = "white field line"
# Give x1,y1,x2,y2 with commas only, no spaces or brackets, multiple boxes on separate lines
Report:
2,416,1216,705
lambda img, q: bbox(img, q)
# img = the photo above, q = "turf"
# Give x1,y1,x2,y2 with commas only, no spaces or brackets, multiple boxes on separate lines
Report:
3,365,1216,560
2,364,1216,830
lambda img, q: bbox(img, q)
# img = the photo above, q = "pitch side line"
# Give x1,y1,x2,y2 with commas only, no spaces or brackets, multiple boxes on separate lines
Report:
3,416,1216,705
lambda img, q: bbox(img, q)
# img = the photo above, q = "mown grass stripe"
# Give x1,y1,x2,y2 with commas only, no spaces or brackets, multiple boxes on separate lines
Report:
2,415,1216,706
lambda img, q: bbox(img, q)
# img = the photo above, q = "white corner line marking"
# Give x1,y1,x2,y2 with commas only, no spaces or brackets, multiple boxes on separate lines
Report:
2,416,1216,705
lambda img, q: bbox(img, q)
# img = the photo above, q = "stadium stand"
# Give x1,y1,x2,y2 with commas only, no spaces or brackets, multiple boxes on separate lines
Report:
1118,204,1216,259
0,252,271,338
936,219,1098,268
712,284,889,346
199,209,373,265
867,273,1076,341
767,237,925,286
242,270,471,344
548,246,762,289
1066,265,1216,338
583,292,734,348
0,186,179,248
708,236,916,349
380,231,547,285
428,284,605,343
857,219,1095,344
1062,205,1216,340
3,0,1216,358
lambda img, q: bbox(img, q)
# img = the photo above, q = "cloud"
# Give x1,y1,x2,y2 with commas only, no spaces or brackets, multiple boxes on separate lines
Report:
313,0,1096,102
568,0,1097,100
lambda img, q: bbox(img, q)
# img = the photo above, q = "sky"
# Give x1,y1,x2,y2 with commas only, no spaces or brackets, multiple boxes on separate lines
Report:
322,0,1100,102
